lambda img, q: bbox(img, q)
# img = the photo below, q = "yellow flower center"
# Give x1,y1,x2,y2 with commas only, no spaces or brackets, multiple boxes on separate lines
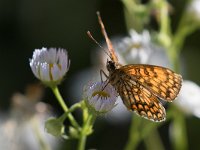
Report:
92,91,110,98
125,43,142,54
132,43,142,49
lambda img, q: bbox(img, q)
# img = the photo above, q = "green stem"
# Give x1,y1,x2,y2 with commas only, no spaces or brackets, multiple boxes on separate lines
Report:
78,114,96,150
58,102,82,123
140,122,161,139
170,105,188,150
144,129,165,150
168,1,199,71
160,0,171,36
124,115,165,150
157,0,172,48
124,115,142,150
78,131,86,150
51,86,80,129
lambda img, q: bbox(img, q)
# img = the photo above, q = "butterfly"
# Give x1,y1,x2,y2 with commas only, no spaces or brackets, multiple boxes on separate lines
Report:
88,12,182,122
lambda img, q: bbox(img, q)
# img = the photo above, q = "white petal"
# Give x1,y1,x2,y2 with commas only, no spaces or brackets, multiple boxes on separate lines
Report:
40,63,50,81
51,65,61,81
176,80,200,118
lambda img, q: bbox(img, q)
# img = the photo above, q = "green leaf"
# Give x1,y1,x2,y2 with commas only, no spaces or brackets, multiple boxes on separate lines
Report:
45,117,65,137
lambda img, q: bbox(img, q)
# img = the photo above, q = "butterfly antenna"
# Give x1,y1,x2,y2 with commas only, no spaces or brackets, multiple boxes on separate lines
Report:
87,31,111,59
96,11,118,63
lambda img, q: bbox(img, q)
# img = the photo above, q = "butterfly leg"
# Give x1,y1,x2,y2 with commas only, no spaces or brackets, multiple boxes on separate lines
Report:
99,69,112,92
100,69,109,82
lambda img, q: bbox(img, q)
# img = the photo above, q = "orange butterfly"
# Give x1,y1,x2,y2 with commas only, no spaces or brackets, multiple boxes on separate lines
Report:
88,12,182,122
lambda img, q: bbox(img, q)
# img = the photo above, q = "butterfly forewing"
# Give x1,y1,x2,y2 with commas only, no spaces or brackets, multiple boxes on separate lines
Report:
121,64,182,101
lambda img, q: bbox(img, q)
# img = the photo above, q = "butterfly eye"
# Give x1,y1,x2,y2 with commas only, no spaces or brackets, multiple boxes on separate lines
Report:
106,61,116,71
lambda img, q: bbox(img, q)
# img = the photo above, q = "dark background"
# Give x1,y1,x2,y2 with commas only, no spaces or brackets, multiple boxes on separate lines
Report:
0,0,200,149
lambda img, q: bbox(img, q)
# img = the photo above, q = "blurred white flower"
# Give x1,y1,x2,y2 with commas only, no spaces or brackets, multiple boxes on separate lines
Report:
176,80,200,118
0,83,59,150
187,0,200,21
30,48,70,86
117,30,151,64
83,81,118,114
115,29,170,67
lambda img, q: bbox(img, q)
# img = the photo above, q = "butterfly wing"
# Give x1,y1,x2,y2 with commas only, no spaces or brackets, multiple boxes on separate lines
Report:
120,64,182,102
116,74,166,122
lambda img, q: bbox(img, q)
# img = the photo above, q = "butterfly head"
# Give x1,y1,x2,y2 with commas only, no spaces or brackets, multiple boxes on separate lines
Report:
106,60,121,72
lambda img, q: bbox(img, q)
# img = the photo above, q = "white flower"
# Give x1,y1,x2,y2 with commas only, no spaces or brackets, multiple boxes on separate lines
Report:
187,0,200,21
0,86,59,150
176,80,200,118
30,48,70,86
115,30,170,67
83,81,118,114
117,30,151,64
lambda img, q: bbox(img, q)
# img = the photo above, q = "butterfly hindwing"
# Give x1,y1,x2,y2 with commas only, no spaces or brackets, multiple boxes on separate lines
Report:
115,72,166,122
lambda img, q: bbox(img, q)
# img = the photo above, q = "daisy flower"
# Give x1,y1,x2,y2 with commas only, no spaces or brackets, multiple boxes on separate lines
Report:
83,81,118,115
115,29,170,67
30,48,70,86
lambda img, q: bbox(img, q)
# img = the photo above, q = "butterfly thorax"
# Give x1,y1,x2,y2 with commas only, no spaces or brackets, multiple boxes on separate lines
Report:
106,60,123,85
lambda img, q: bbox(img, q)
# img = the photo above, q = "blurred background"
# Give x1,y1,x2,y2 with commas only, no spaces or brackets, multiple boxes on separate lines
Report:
0,0,200,149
